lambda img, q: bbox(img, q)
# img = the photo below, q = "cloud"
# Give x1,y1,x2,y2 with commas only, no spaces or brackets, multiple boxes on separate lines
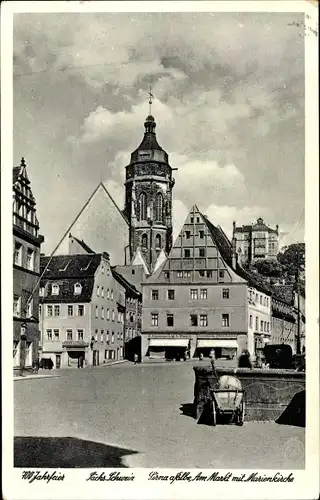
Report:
13,12,305,253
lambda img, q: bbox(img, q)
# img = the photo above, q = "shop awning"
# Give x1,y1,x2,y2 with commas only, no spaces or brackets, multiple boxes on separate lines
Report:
197,339,238,349
149,338,189,348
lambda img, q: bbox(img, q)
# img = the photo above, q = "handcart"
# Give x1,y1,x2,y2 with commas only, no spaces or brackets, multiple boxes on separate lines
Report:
210,388,245,426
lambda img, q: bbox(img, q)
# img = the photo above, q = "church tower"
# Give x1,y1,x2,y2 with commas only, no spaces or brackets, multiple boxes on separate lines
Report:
124,109,175,272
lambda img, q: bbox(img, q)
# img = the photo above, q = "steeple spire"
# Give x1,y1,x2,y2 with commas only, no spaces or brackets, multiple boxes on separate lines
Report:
148,84,154,116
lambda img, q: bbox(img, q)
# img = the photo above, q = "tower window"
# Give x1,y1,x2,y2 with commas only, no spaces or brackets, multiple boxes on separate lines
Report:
155,193,164,223
155,234,161,249
141,234,148,249
184,249,191,258
139,192,147,221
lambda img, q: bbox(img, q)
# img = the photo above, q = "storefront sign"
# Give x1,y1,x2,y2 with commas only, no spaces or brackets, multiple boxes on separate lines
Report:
147,334,192,339
62,341,89,348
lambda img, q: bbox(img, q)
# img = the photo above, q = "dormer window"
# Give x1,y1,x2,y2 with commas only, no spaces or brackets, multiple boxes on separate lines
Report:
74,283,82,295
52,284,59,296
155,234,161,249
39,287,45,297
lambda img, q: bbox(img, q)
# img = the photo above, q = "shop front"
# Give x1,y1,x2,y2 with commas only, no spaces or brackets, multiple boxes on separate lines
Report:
148,338,190,361
196,338,238,359
62,340,89,368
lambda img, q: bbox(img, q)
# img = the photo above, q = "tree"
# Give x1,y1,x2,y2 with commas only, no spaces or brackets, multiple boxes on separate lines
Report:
251,259,284,278
277,243,305,276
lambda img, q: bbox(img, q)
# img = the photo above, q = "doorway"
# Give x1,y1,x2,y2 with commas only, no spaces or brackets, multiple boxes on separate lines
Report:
55,354,61,369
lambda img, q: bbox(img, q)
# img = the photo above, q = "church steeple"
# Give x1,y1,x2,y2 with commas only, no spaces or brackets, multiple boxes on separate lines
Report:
124,103,175,272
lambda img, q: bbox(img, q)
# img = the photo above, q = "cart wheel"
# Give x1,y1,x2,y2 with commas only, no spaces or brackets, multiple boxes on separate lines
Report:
236,401,245,426
212,400,217,426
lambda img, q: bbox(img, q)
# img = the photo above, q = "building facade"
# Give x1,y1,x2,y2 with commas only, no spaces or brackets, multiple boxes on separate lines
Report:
13,158,44,374
247,286,272,354
123,114,175,271
39,253,125,369
270,295,298,354
141,205,271,360
233,218,279,266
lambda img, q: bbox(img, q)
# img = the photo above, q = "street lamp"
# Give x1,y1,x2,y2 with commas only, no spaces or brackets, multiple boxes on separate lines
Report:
20,322,27,377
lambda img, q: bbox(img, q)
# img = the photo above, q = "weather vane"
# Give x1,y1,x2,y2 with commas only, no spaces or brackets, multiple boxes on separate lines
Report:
148,84,154,115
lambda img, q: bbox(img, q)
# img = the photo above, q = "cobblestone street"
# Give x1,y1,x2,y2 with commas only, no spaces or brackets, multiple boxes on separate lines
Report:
14,361,305,469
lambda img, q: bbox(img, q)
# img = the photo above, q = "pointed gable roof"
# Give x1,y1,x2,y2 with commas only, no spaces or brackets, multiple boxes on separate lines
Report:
69,234,96,254
131,246,150,275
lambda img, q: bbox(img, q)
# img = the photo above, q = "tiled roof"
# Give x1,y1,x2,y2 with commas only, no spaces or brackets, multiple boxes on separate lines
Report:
40,277,94,303
70,235,96,254
40,254,102,278
111,268,141,298
271,284,295,305
13,166,21,184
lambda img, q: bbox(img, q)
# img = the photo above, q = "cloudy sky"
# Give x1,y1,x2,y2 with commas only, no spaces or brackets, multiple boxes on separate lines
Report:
13,12,305,254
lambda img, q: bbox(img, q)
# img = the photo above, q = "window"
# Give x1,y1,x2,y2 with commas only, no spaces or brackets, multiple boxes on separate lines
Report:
199,230,204,239
47,305,53,317
141,234,148,248
107,289,110,299
101,330,104,342
74,283,82,295
167,314,174,327
190,314,198,326
14,243,22,266
190,217,194,223
46,329,52,341
105,349,108,359
53,329,60,341
219,270,225,279
101,266,105,274
101,287,104,298
132,269,135,275
112,310,115,321
164,271,170,279
77,329,84,341
111,290,114,300
196,217,200,223
207,271,212,278
107,309,110,320
97,286,100,297
255,317,258,331
177,271,183,278
260,295,263,305
222,288,229,299
151,313,158,326
39,287,45,297
66,330,73,341
199,270,205,277
155,234,161,249
183,271,191,278
52,284,59,296
168,289,175,300
13,295,21,316
151,290,159,300
111,332,115,343
95,306,99,318
106,331,109,342
68,305,74,316
267,322,270,333
26,248,35,271
200,314,208,327
101,307,104,319
155,193,164,222
222,314,229,327
255,293,258,302
184,249,191,258
260,320,263,331
27,299,33,318
199,248,206,257
190,289,198,300
200,289,207,299
54,305,60,316
139,192,147,221
185,231,191,239
249,315,253,328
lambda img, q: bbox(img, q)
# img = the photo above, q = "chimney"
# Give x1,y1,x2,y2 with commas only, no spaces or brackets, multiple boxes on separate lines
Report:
276,224,279,234
232,236,237,269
